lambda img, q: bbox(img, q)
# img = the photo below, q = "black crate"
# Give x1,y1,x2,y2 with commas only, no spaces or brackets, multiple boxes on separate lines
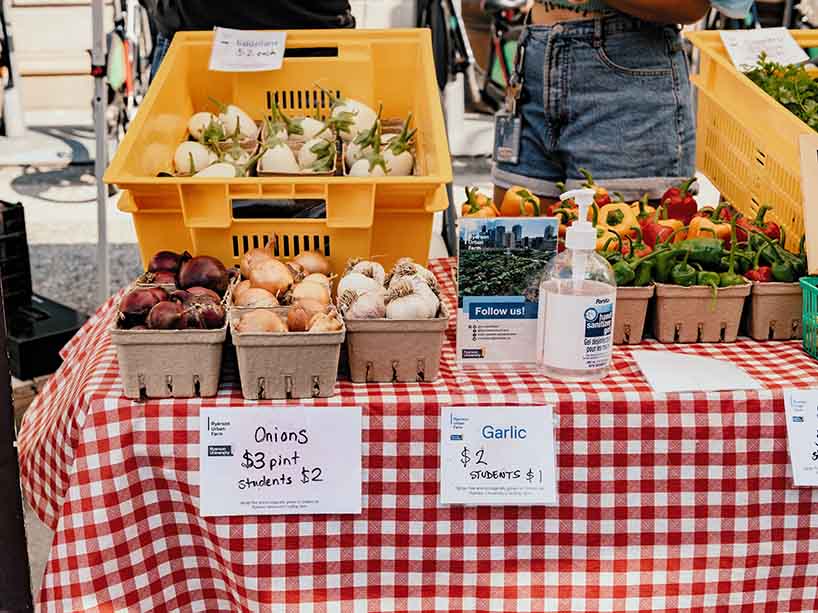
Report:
0,232,29,263
7,294,87,380
0,201,26,236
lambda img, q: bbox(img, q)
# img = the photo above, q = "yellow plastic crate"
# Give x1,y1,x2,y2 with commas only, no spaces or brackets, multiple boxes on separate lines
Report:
105,29,452,273
686,30,818,253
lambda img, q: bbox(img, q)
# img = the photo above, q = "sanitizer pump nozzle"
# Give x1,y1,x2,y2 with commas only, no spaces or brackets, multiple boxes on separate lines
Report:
560,188,597,287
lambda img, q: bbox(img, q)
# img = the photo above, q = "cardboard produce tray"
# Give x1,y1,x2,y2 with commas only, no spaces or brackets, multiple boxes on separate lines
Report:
614,286,654,345
745,281,802,341
111,326,227,399
231,307,345,399
344,305,449,383
653,283,751,343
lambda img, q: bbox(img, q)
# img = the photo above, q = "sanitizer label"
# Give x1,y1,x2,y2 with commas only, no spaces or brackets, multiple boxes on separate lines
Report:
541,292,615,371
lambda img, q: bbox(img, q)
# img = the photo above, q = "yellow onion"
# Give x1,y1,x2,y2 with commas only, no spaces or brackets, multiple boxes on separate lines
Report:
291,280,330,305
249,259,293,297
293,251,330,275
235,288,278,308
297,298,328,321
233,280,252,302
301,273,332,291
308,310,343,333
240,247,275,278
287,304,310,332
236,310,287,333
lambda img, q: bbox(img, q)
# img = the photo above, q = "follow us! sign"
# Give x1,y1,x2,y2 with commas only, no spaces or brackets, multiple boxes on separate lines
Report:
439,406,557,506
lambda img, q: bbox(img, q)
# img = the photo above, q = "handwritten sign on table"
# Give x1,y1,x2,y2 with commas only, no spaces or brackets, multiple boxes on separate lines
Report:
784,390,818,487
209,28,286,72
198,406,362,516
440,405,557,506
720,28,809,72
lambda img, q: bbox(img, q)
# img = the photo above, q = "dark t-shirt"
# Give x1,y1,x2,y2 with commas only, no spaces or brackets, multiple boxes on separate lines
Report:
143,1,354,36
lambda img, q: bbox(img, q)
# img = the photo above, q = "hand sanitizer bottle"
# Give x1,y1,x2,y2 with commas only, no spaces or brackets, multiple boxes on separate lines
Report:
537,188,617,381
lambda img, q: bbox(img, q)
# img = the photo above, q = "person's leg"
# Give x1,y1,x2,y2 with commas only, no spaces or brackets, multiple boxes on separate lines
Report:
149,32,172,83
556,17,696,200
492,27,565,208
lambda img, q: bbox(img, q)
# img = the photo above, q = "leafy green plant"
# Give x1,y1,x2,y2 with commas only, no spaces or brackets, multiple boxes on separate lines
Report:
745,53,818,132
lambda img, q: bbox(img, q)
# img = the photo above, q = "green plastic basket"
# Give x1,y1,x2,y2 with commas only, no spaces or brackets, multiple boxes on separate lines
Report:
800,277,818,358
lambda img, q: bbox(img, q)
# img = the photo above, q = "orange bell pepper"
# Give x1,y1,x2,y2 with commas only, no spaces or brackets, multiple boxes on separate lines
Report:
463,205,498,218
500,186,540,217
687,215,731,242
461,186,495,216
598,202,637,235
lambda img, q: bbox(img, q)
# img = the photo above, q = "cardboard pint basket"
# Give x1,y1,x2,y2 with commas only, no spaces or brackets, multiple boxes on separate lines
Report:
344,304,449,383
111,326,228,399
745,282,803,341
614,286,654,345
231,307,345,400
653,282,751,343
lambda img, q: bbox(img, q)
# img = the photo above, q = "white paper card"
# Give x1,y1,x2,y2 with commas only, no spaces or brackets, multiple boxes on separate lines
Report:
633,351,762,394
720,28,809,72
440,405,557,506
209,28,286,72
199,406,362,516
784,390,818,487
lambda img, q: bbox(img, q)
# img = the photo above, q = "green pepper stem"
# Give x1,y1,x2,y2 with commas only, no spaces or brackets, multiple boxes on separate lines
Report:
753,204,772,228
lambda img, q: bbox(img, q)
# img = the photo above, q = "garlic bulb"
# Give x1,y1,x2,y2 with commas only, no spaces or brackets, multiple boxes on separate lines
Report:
387,259,437,291
338,288,386,320
337,272,381,297
345,259,386,286
385,279,439,320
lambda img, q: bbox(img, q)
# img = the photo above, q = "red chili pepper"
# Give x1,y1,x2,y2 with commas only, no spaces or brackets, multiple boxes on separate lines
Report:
628,225,653,258
752,205,781,242
661,177,698,224
745,266,773,282
579,168,611,206
642,207,675,248
744,244,774,282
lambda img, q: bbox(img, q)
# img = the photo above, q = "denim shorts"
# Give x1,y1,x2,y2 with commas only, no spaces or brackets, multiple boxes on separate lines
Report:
493,15,696,200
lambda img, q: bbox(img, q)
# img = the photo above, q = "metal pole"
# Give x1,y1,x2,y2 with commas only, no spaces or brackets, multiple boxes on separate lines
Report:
0,277,34,612
92,0,109,302
2,0,25,137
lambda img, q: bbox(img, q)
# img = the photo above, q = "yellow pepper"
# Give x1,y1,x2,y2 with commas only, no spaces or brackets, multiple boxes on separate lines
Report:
596,227,619,252
598,202,637,235
687,215,731,242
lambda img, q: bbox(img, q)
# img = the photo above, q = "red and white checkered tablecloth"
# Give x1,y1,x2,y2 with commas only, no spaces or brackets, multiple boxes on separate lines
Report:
18,258,818,612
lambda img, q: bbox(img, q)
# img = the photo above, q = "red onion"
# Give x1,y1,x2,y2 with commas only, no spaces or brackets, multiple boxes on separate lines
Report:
197,302,226,329
147,287,169,303
178,256,229,296
169,290,191,303
148,250,189,274
180,307,205,330
150,271,177,285
119,288,164,326
147,301,183,329
185,286,221,302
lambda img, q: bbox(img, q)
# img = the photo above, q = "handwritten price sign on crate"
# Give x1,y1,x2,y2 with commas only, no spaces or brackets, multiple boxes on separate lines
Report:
440,406,557,506
199,407,362,516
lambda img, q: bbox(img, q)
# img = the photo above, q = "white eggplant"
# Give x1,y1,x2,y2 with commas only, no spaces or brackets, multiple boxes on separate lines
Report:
188,112,219,140
259,142,300,173
219,104,257,140
384,149,414,176
193,162,238,178
174,141,217,175
345,141,370,168
331,99,378,143
384,114,416,176
299,117,333,142
349,158,386,177
297,138,332,169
